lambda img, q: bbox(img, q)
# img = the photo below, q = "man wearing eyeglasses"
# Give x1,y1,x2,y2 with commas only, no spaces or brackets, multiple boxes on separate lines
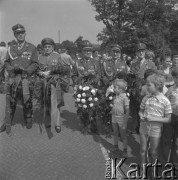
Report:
2,24,38,135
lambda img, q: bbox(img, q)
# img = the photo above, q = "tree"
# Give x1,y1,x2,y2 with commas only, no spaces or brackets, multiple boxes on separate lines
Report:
88,0,178,57
60,40,77,55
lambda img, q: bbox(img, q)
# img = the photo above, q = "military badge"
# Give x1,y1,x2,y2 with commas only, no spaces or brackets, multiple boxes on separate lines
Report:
52,59,58,65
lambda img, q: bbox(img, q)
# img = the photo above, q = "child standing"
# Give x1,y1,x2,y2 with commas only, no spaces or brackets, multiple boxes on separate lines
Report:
111,79,130,157
139,74,172,168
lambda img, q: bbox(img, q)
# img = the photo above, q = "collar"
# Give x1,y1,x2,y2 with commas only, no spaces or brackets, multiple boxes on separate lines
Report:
148,93,163,102
17,41,26,48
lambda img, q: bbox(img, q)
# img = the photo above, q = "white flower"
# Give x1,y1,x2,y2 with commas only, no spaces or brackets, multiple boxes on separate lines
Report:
81,99,86,103
83,105,87,108
77,94,81,98
110,104,113,107
109,96,113,100
85,86,90,90
91,89,96,95
79,85,82,90
76,98,80,102
83,86,89,91
82,93,86,97
88,97,92,101
89,103,94,107
94,97,98,101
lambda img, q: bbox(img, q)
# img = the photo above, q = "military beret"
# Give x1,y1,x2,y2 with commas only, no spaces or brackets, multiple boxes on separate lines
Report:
136,43,147,51
83,46,93,51
41,38,55,46
12,24,25,33
111,44,121,52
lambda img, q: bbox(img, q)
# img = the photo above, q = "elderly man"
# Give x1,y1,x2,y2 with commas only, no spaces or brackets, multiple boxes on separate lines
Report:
38,38,70,133
2,24,38,135
72,45,101,133
72,46,101,87
100,44,128,87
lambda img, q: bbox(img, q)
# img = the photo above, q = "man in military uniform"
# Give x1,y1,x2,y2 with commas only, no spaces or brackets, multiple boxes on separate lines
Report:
72,46,101,133
3,24,38,135
100,45,128,87
72,46,101,87
129,43,157,134
37,38,70,133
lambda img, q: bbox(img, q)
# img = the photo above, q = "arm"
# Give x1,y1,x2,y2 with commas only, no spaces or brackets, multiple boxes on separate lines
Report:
123,96,130,129
71,62,79,85
146,114,171,123
4,53,14,75
123,106,129,129
146,98,172,123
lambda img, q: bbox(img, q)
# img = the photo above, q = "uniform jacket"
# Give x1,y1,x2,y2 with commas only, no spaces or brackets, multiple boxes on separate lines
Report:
129,59,157,102
130,59,157,79
101,58,128,85
72,57,101,85
5,41,38,76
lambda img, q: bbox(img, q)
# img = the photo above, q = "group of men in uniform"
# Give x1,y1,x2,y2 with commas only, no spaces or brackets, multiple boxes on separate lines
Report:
0,23,162,136
0,24,71,135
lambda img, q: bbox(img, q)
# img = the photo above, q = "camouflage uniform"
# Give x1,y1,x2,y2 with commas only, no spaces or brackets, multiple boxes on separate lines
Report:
5,25,38,131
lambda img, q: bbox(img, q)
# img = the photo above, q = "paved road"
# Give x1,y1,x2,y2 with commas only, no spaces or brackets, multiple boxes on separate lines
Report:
0,92,141,180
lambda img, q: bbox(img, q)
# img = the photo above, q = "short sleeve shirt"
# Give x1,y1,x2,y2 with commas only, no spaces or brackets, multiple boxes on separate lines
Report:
140,93,172,127
112,93,130,116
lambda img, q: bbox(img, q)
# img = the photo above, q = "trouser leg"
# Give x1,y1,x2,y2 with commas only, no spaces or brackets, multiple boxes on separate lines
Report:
23,94,33,129
51,84,61,127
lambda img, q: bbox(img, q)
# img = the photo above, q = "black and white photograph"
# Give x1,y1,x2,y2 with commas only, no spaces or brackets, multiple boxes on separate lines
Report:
0,0,178,179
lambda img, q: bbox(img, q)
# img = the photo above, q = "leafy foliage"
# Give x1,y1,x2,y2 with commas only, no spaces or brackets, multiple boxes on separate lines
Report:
88,0,178,57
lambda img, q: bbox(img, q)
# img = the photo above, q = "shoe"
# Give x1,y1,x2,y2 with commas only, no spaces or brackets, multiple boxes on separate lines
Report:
55,126,61,133
26,119,32,129
45,125,51,128
0,124,6,133
6,125,12,135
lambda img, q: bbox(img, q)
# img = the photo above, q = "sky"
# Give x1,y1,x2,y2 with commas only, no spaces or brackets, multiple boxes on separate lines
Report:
0,0,105,46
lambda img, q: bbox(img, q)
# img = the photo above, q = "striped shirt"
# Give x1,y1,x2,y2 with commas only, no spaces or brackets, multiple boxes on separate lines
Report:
140,93,172,127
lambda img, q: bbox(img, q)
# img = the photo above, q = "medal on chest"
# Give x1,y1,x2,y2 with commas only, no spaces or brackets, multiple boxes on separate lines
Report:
21,51,32,60
51,59,58,66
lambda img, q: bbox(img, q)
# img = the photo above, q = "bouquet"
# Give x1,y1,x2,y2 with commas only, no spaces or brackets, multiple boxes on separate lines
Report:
95,87,115,127
73,84,100,133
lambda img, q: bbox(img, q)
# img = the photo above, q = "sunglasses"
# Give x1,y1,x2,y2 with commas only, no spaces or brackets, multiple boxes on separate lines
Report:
15,31,25,35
